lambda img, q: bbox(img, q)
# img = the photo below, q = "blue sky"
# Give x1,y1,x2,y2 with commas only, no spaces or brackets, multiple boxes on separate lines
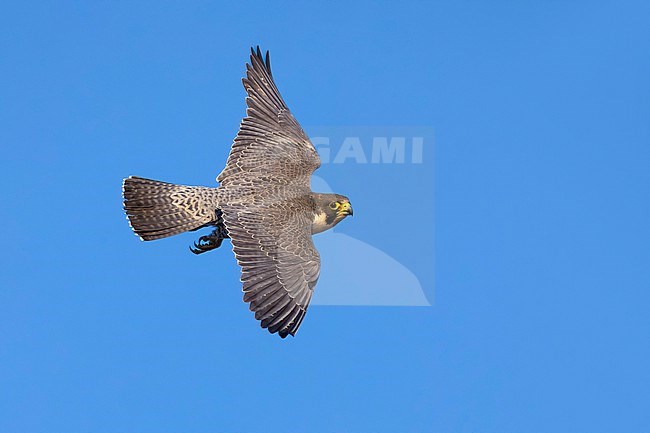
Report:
1,1,649,432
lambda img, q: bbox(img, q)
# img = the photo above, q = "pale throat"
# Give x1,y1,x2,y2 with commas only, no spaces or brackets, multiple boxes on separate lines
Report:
311,211,333,234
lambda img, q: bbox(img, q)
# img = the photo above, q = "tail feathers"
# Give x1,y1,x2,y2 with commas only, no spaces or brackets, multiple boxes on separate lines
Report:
123,176,219,241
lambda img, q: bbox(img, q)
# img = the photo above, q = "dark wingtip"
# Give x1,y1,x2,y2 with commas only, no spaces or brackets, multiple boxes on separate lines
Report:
249,45,272,75
265,50,271,75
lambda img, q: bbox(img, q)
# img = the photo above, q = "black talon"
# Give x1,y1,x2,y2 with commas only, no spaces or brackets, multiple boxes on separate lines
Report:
190,242,204,255
189,220,229,255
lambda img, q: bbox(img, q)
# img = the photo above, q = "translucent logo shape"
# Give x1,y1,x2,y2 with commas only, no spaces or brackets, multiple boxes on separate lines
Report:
310,175,431,306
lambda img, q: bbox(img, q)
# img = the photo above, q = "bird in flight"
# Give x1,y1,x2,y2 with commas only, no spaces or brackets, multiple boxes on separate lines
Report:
122,47,353,338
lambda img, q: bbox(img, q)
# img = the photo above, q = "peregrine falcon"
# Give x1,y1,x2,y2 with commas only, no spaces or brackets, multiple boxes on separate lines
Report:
122,47,353,338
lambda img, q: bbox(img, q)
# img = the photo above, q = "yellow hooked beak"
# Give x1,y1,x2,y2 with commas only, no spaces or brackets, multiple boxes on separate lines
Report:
338,202,353,217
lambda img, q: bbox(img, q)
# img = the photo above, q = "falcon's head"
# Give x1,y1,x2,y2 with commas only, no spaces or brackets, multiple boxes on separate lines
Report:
311,193,353,234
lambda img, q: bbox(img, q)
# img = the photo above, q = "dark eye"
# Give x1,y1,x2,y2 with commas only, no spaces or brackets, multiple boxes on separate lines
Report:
329,202,339,210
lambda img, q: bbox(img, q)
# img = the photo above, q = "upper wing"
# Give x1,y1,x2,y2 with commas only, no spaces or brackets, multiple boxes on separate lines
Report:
217,47,320,189
222,198,320,338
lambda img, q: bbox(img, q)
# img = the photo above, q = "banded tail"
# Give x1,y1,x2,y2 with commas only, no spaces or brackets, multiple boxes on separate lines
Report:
122,176,220,241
